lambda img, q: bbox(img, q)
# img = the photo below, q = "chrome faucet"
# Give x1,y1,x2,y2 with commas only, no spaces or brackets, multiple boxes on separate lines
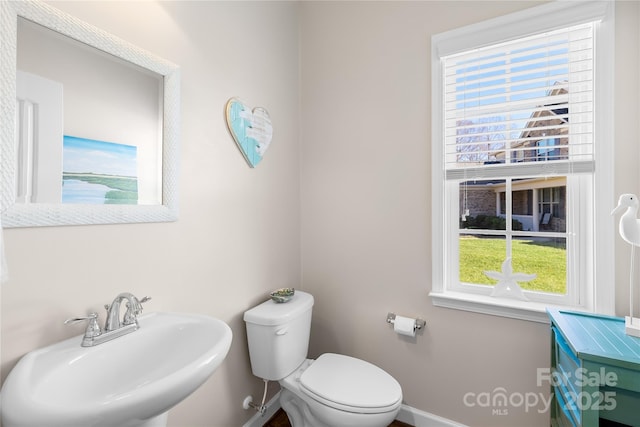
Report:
65,293,151,347
104,292,149,332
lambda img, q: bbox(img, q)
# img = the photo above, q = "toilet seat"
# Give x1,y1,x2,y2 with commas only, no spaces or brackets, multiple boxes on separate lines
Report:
299,353,402,414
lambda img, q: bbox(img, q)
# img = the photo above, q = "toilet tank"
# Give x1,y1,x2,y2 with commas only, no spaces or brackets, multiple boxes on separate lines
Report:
243,291,314,381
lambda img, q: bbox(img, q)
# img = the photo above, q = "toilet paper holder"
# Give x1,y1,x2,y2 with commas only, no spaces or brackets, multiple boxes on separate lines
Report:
386,312,426,331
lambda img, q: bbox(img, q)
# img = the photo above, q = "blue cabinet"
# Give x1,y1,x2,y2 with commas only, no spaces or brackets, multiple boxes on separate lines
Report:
547,309,640,427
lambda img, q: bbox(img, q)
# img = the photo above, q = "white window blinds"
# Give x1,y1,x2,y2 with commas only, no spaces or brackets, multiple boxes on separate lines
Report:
443,23,594,181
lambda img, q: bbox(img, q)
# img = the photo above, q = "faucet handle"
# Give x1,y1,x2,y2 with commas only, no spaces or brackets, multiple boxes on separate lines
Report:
127,296,151,311
123,296,151,326
64,312,102,338
64,312,98,325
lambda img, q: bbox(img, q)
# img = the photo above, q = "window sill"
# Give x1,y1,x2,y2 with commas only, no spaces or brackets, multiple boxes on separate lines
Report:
429,291,587,323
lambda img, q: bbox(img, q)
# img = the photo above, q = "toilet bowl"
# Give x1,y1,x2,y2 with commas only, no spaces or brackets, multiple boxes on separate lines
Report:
279,355,402,427
243,291,403,427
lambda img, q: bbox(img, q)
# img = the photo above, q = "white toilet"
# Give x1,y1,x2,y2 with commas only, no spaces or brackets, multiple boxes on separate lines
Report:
243,291,403,427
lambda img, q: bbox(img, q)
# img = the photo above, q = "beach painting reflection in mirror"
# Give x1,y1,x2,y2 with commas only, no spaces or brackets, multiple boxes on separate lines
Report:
62,136,138,204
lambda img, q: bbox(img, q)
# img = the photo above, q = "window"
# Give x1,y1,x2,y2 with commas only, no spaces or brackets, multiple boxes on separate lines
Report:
431,1,614,322
537,138,562,162
539,187,564,220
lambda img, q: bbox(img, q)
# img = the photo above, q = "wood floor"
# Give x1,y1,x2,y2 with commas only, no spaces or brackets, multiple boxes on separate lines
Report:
262,409,413,427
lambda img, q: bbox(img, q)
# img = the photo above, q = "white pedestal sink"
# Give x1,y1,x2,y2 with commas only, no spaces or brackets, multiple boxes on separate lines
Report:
1,312,232,427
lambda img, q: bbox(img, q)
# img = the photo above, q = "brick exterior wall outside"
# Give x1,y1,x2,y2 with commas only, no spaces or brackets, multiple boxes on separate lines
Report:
460,187,496,216
512,191,530,215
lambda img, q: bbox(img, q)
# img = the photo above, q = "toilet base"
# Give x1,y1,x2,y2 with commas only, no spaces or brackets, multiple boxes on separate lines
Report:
280,388,319,427
280,388,399,427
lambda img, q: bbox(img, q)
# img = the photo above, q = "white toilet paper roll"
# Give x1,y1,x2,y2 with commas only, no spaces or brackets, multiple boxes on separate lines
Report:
393,315,416,337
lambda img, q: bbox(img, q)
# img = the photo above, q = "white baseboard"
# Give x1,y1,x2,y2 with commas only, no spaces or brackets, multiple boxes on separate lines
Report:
241,392,467,427
396,404,468,427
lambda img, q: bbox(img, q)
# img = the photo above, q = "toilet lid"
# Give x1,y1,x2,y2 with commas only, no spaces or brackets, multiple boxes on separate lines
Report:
300,353,402,413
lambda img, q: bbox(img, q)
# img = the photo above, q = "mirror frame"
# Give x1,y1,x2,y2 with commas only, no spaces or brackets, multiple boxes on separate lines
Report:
0,0,179,227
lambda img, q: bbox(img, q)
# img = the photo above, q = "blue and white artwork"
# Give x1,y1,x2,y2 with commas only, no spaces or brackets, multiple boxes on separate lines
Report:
225,98,272,167
62,135,138,204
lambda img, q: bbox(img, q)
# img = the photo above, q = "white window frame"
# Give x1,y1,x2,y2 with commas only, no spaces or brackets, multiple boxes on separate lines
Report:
430,0,615,323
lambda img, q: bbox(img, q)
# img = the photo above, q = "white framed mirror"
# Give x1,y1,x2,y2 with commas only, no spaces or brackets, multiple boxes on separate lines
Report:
0,0,179,227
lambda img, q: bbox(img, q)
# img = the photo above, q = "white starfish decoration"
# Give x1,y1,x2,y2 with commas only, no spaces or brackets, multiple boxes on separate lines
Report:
484,257,536,301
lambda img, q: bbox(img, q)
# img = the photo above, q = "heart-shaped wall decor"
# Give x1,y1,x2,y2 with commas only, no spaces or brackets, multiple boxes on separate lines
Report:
225,98,272,168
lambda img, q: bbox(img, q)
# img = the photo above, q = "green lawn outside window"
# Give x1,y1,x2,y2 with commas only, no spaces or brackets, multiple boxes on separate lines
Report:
459,236,567,295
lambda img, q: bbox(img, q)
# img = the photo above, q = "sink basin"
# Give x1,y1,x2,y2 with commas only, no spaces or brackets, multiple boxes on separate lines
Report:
1,312,232,427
